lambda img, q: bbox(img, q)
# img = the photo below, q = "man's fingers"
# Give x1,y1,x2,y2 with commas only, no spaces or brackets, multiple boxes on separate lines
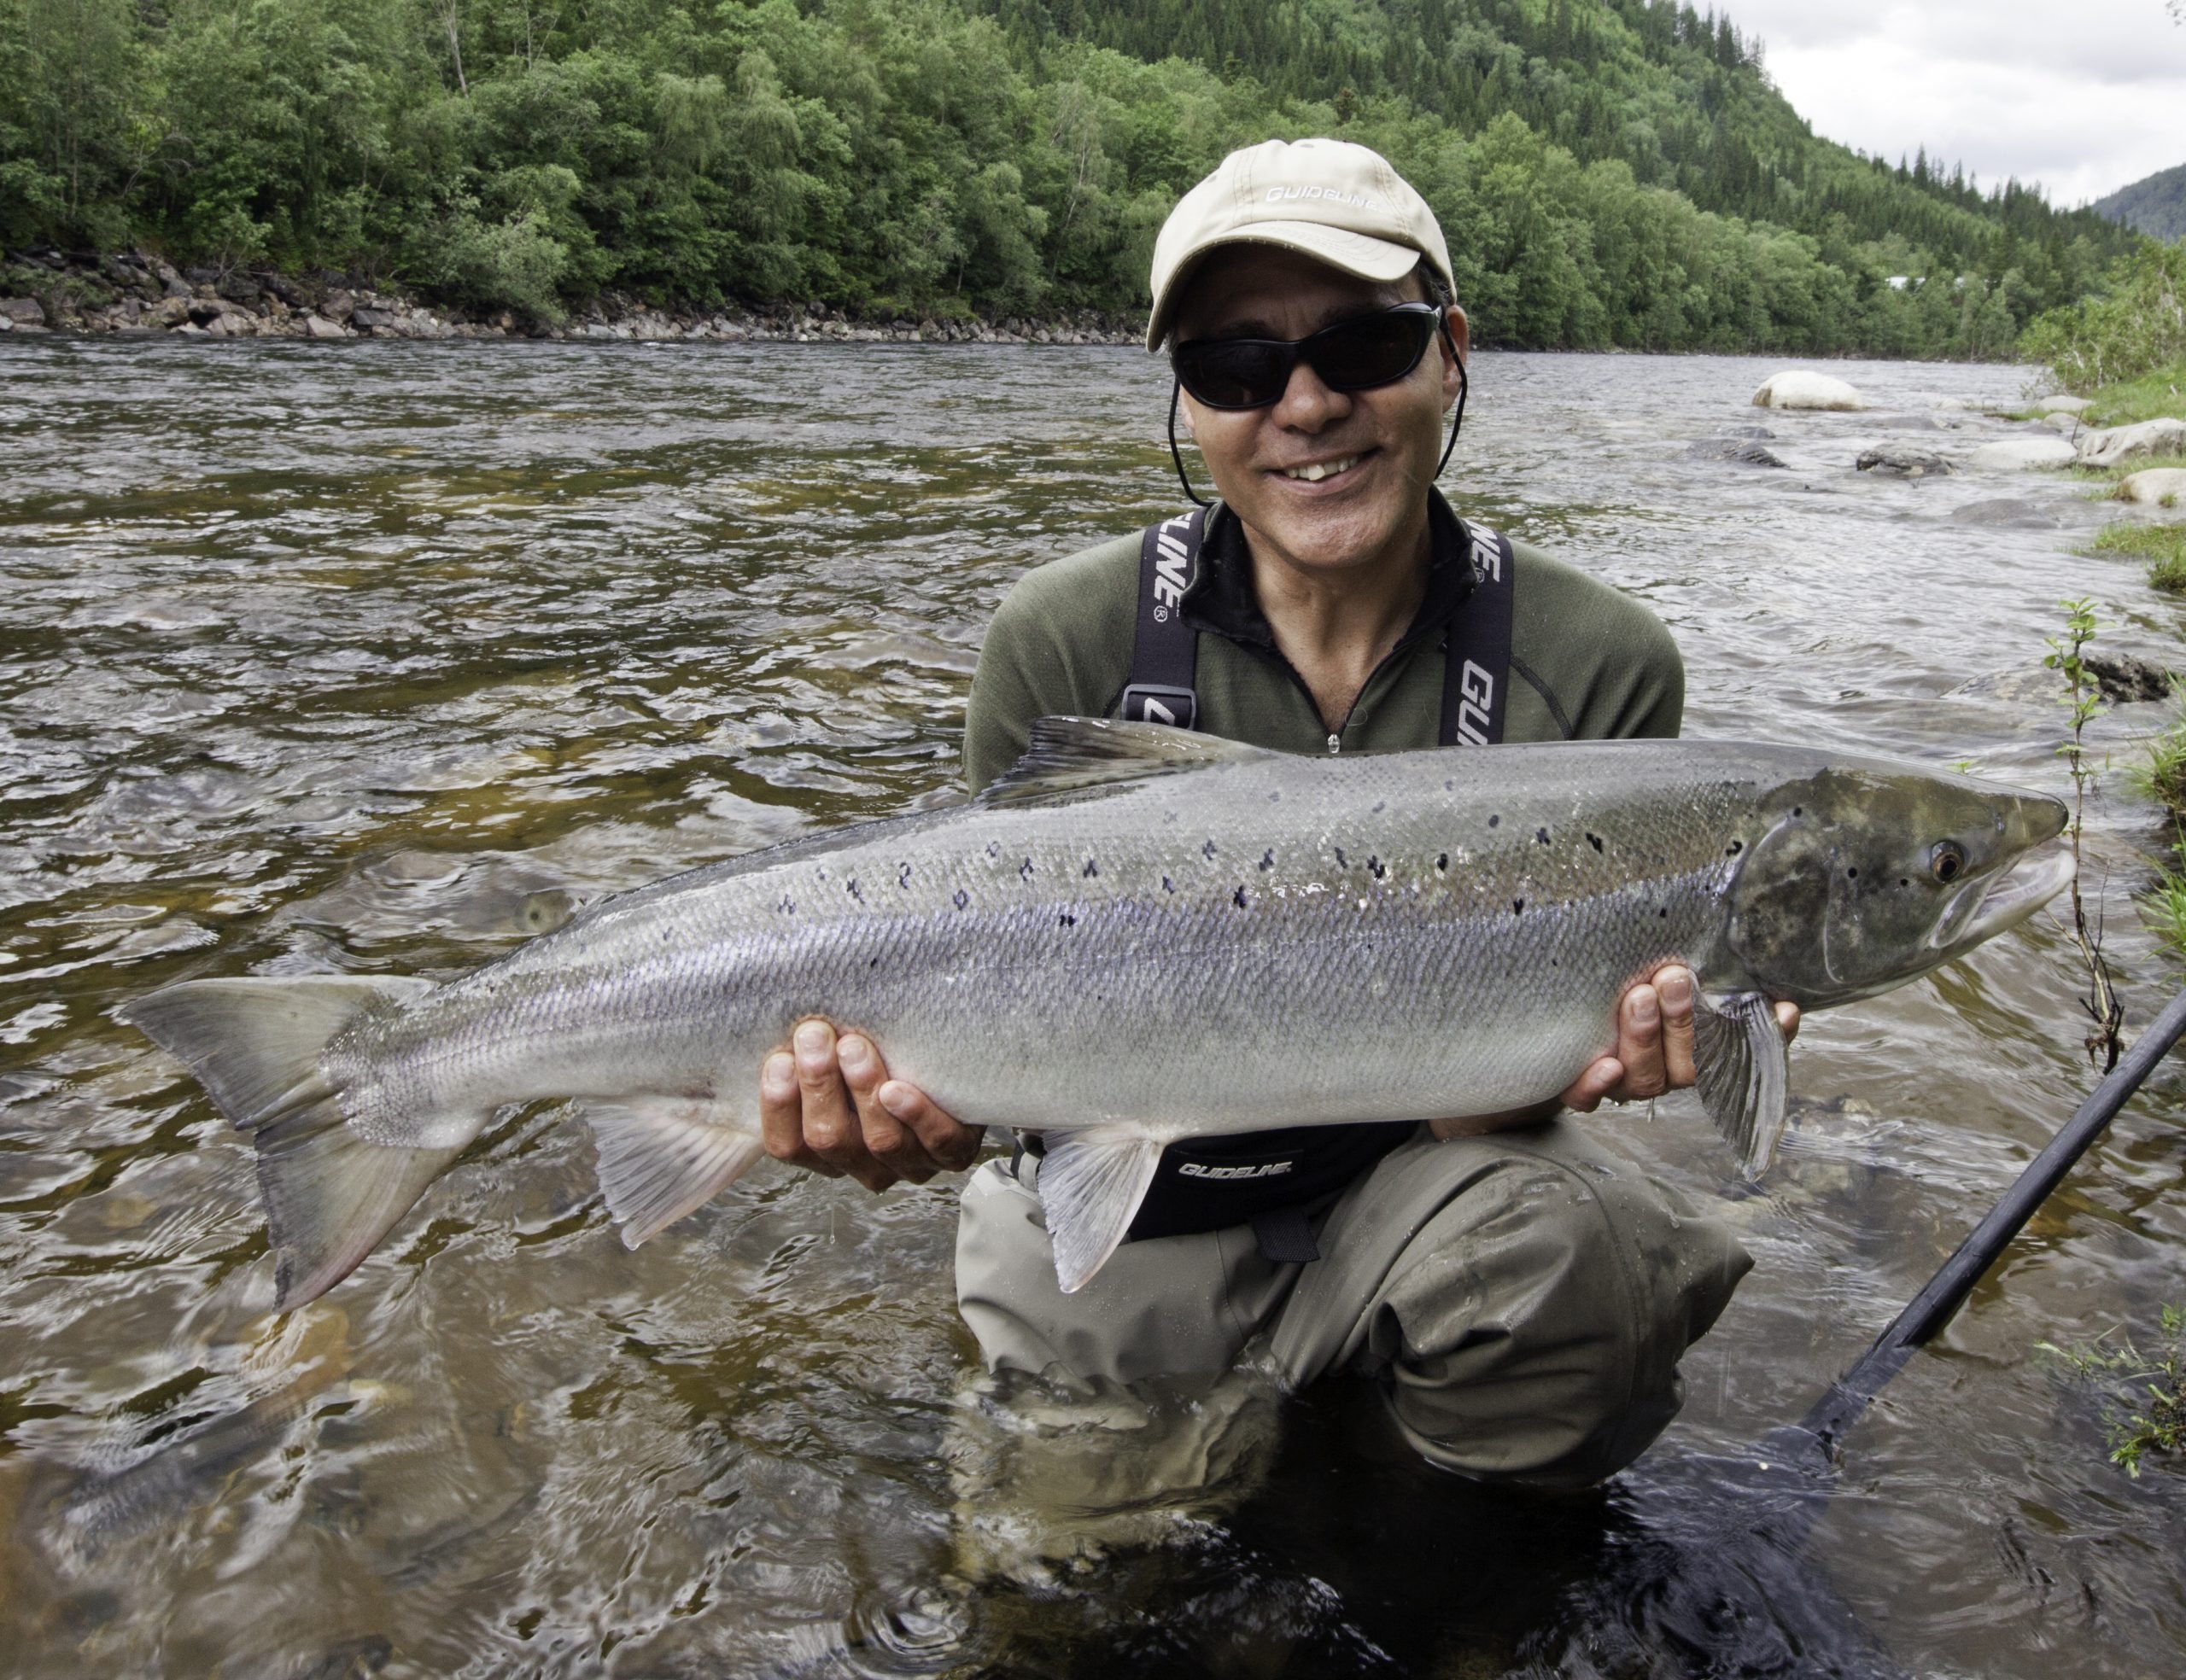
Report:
878,1080,985,1171
788,1019,895,1190
1776,1000,1802,1045
760,1047,842,1176
1656,965,1698,1089
1616,982,1667,1098
1560,1057,1624,1113
838,1033,934,1183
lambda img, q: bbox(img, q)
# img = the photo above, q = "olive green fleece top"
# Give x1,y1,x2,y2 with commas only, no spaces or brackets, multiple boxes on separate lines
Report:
962,499,1683,791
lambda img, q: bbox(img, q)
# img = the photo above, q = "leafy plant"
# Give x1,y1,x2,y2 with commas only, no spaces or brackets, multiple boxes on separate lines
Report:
2043,598,2124,1069
2039,1305,2186,1478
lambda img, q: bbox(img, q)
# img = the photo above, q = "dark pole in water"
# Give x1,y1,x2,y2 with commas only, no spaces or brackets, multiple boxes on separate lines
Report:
1789,983,2186,1458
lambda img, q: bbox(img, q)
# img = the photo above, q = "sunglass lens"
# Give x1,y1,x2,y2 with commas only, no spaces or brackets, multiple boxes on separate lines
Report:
1312,312,1435,392
1177,341,1289,408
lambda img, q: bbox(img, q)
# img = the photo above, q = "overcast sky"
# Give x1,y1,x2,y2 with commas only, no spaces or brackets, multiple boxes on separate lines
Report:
1725,0,2186,208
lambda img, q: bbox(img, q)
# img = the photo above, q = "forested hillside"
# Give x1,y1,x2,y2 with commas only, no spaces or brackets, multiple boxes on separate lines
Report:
2095,162,2186,243
0,0,2146,353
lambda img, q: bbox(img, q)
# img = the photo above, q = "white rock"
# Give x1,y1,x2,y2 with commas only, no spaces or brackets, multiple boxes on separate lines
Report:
2119,468,2186,506
2078,417,2186,468
300,314,347,339
2043,411,2084,434
2031,394,2091,414
1752,370,1866,411
1969,436,2078,470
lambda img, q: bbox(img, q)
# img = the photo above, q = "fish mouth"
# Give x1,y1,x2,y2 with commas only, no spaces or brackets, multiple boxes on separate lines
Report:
1936,839,2076,950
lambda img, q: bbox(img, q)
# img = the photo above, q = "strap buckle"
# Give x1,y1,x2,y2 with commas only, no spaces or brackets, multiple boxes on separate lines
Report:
1119,683,1198,729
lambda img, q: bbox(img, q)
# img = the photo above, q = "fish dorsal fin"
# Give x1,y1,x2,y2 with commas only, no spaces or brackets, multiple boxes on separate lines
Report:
977,716,1274,809
1034,1125,1166,1292
1693,991,1790,1178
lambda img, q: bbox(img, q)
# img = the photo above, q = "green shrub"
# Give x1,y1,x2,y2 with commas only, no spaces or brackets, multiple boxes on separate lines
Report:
2021,241,2186,394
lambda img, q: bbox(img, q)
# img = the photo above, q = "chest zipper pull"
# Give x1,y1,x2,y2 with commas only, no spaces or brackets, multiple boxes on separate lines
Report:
1326,732,1341,755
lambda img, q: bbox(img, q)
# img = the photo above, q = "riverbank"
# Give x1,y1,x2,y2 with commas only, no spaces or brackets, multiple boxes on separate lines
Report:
0,250,1142,347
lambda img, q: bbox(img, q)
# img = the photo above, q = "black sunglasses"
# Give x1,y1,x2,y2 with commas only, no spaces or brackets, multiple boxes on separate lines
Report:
1172,301,1450,410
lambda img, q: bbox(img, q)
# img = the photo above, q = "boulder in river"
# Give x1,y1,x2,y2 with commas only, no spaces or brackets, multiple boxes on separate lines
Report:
0,296,45,327
2085,650,2176,704
2029,394,2091,415
1684,437,1787,467
1856,446,1954,477
2078,417,2186,469
2119,468,2186,506
1751,370,1866,411
1949,499,2064,528
1969,436,2077,470
300,314,348,340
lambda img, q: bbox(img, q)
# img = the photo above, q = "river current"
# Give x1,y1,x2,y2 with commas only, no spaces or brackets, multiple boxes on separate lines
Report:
2,336,2183,1677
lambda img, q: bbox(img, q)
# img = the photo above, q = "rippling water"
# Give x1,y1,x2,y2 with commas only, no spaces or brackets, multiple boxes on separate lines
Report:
3,336,2183,1677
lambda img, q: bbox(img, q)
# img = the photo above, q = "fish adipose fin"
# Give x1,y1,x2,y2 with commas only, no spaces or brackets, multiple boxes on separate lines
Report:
1034,1126,1165,1293
1693,991,1790,1178
978,717,1274,809
119,975,457,1309
582,1097,768,1246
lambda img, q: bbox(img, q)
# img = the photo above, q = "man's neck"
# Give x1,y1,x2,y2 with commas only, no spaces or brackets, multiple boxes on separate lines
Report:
1236,505,1434,734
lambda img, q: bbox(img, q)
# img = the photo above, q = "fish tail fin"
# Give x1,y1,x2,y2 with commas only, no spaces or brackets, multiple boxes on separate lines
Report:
1034,1126,1165,1293
1693,991,1791,1178
119,975,451,1307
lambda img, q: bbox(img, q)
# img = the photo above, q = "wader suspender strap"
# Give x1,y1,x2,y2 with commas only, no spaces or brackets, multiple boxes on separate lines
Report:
1119,509,1206,729
1122,510,1517,748
1441,521,1516,746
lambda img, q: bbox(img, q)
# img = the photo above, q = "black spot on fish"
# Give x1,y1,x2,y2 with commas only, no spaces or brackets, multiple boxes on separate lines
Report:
1726,841,1743,856
1335,846,1347,866
898,863,912,888
1900,878,1910,888
1233,885,1248,909
1846,867,1858,878
779,895,796,916
1368,856,1386,880
1162,876,1175,893
1536,827,1551,845
1259,849,1275,872
1586,832,1603,853
847,878,863,903
1203,838,1218,860
1793,807,1803,818
1659,907,1669,919
1372,802,1385,814
1059,913,1076,927
1436,854,1448,872
1020,857,1034,880
1445,779,1454,791
1268,790,1280,802
1512,898,1525,914
1084,859,1098,878
953,889,970,909
1488,814,1500,828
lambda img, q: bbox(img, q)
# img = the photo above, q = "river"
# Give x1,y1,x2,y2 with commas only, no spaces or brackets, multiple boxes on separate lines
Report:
2,336,2183,1677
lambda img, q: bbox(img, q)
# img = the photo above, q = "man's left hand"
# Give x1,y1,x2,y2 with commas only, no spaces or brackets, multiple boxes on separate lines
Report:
1558,964,1801,1113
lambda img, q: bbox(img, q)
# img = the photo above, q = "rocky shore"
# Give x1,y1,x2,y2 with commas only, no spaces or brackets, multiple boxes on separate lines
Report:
0,249,1141,347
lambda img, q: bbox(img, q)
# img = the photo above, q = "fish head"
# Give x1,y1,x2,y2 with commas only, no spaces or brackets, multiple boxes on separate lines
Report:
1724,760,2070,1010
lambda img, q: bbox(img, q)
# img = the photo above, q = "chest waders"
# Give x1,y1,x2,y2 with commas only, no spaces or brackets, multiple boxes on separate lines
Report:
1042,508,1520,1263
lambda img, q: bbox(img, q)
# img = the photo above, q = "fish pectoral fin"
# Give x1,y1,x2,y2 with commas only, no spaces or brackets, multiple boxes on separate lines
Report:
1034,1127,1165,1294
1692,992,1791,1179
582,1097,767,1247
977,716,1274,808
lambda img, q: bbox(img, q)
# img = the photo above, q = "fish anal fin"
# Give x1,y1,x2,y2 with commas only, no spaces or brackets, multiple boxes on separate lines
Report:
582,1096,767,1247
1035,1127,1165,1293
1693,992,1790,1178
977,716,1273,808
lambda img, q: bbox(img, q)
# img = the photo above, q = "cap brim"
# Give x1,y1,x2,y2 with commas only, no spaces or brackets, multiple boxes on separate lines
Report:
1144,224,1426,352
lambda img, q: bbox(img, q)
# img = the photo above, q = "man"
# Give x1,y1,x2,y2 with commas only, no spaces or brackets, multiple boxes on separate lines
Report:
756,139,1793,1486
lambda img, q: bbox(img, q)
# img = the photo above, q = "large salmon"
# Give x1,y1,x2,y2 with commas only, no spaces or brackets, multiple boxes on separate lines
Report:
120,720,2071,1305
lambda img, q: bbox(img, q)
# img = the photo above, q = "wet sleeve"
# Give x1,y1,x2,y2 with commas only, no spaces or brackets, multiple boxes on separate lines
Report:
962,537,1141,793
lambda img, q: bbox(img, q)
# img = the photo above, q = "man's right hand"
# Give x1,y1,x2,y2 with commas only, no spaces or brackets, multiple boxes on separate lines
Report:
759,1018,985,1192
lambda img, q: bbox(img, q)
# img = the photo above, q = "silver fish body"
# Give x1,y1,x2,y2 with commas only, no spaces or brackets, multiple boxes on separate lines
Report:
122,720,2071,1304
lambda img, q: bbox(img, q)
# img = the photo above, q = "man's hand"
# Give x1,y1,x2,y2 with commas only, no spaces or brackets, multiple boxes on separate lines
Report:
758,1018,985,1192
1558,964,1801,1113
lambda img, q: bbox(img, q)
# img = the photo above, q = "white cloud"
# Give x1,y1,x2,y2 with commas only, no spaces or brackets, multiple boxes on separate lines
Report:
1722,0,2186,205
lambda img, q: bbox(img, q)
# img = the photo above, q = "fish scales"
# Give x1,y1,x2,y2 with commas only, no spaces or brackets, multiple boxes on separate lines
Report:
119,721,2072,1303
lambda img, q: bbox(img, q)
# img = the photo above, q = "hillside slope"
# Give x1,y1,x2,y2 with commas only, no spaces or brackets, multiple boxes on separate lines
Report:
2094,162,2186,242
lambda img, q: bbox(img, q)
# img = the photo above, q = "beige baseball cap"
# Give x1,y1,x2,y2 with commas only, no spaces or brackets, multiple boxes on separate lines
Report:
1143,137,1454,352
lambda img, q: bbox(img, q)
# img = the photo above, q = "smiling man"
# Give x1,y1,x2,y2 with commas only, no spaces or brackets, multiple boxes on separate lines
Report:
762,139,1783,1486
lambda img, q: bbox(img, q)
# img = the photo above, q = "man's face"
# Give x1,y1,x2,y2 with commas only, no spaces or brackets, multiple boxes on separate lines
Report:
1172,245,1468,580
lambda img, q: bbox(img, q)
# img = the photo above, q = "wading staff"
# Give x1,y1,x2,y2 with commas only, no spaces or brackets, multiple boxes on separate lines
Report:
1782,983,2186,1468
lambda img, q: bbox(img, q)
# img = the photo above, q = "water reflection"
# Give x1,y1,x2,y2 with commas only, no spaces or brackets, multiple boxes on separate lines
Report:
3,337,2183,1675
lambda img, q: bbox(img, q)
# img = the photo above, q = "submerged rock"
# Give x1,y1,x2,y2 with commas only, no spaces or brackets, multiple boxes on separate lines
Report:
1751,370,1865,411
1855,446,1954,477
1684,437,1787,467
1949,499,2064,528
2078,417,2186,469
1968,436,2077,470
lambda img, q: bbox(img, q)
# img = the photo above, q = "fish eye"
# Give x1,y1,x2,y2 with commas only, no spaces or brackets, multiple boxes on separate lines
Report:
1930,842,1966,884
